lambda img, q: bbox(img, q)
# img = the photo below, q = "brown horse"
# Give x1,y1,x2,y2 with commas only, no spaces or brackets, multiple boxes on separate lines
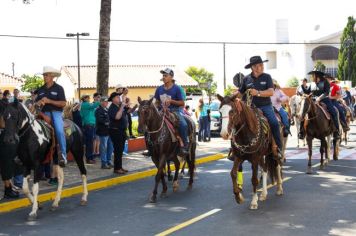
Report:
218,94,283,210
298,95,340,174
137,97,196,203
342,104,353,145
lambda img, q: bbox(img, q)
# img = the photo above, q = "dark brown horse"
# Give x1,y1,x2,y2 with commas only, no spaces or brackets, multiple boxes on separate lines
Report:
298,95,340,174
137,97,196,203
218,94,284,210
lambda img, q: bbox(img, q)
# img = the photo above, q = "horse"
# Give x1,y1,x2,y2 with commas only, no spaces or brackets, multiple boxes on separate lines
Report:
298,95,340,174
342,103,353,145
137,97,196,203
290,95,306,147
0,101,88,221
217,94,284,210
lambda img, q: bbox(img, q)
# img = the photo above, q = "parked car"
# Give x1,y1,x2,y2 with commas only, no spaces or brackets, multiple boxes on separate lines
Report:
208,100,221,135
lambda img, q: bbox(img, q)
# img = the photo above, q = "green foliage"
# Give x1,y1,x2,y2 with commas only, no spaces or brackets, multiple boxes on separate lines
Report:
338,16,356,86
185,67,217,97
314,61,326,72
130,120,144,137
286,77,299,87
224,85,234,96
21,74,44,92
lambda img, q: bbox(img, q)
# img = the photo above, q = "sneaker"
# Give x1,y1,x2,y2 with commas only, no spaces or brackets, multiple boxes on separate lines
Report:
121,168,129,173
113,169,126,174
59,159,67,168
107,163,114,169
298,131,305,140
342,125,350,132
178,146,189,156
101,164,111,169
4,187,19,199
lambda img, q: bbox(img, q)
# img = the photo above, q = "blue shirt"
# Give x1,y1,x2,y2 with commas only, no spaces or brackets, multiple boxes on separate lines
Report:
154,84,183,110
239,73,273,107
199,104,209,117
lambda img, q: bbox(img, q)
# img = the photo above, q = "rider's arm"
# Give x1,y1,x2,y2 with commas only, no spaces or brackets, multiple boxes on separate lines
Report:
45,99,66,108
256,88,274,97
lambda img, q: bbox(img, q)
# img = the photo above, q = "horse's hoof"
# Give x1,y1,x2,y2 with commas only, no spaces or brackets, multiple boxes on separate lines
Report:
149,195,157,203
27,213,37,221
235,193,244,204
173,186,179,193
333,157,338,161
306,169,313,175
160,192,167,198
80,200,87,206
249,204,258,210
187,184,193,191
50,206,59,212
276,189,284,196
259,194,267,201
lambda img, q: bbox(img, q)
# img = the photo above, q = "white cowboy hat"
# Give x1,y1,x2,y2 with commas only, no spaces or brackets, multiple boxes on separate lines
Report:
42,66,61,77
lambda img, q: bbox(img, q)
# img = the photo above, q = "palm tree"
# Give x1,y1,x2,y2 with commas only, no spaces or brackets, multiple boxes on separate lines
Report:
96,0,112,96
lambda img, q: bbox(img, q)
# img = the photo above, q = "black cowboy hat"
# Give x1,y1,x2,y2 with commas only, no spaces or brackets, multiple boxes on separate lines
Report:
108,92,120,102
307,67,325,77
244,56,269,69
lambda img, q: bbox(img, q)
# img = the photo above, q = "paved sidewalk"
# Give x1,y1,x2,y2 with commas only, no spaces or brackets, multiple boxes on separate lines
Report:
0,138,229,203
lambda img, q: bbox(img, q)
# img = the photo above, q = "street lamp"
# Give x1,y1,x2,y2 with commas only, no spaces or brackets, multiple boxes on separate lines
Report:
66,32,90,99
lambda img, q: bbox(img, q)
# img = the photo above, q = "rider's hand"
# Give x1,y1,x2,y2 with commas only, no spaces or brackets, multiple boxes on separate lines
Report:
36,100,44,107
164,99,171,107
41,97,50,104
250,89,258,96
316,97,321,103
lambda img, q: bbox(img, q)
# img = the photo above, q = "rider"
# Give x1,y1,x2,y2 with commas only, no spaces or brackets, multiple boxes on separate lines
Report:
296,78,311,96
154,68,189,156
238,56,283,161
299,68,340,139
36,66,67,167
271,79,290,137
325,74,349,132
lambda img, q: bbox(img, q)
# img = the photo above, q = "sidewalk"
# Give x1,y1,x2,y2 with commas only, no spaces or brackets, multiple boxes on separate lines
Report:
0,138,229,203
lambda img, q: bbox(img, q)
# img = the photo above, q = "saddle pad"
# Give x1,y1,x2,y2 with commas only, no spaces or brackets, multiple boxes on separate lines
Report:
63,119,73,137
316,103,330,120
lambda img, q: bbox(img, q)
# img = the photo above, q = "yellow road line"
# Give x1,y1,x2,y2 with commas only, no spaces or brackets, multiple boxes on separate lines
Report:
155,208,222,236
0,153,226,214
257,177,292,192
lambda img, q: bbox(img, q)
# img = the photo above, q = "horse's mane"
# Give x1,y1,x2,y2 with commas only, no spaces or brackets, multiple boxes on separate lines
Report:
237,100,258,134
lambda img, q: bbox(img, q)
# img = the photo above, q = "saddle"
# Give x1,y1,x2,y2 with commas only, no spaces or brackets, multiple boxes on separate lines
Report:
316,102,330,120
37,112,73,137
163,111,180,143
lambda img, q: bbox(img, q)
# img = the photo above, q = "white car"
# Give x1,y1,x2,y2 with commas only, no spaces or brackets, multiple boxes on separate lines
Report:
208,101,221,134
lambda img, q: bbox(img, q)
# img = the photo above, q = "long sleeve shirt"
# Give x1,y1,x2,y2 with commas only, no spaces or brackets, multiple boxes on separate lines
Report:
271,88,289,110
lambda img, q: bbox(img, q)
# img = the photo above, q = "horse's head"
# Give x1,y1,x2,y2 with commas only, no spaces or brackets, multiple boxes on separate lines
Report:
217,94,238,140
299,94,313,121
0,101,27,144
137,96,156,132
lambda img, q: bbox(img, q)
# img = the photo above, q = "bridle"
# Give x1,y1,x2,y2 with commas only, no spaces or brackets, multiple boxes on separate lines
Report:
139,104,165,134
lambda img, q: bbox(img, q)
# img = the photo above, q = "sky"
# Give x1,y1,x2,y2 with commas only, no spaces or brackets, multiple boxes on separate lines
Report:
0,0,355,92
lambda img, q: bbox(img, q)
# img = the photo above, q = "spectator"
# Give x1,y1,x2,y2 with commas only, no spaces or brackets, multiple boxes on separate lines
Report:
25,90,37,109
125,97,138,139
206,107,211,141
71,100,82,129
13,88,23,103
0,89,3,100
93,93,101,156
2,90,10,102
296,78,311,96
80,94,100,164
196,99,209,142
108,92,129,174
95,96,114,169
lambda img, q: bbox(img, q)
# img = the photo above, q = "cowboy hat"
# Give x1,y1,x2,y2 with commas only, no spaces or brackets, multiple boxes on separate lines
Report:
244,56,268,69
42,66,61,77
307,67,325,77
115,83,126,89
108,92,120,102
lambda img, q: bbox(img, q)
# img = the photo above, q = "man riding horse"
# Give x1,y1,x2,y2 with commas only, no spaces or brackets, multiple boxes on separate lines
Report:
35,66,67,167
238,56,283,161
299,68,340,139
154,68,189,156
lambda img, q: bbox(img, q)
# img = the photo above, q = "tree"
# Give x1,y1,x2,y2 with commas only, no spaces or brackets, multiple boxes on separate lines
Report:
96,0,112,96
338,16,356,86
224,85,234,96
21,74,44,92
286,77,299,87
185,67,217,100
314,61,326,72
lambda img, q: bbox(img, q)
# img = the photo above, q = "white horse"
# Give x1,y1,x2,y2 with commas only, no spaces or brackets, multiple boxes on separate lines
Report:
290,95,306,147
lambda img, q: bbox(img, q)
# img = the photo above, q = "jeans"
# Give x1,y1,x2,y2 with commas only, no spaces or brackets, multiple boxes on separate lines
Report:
322,98,339,130
172,110,188,145
99,136,114,166
259,105,282,150
44,111,67,161
109,129,127,170
278,107,290,129
331,100,347,126
198,116,209,141
83,125,96,161
13,174,23,188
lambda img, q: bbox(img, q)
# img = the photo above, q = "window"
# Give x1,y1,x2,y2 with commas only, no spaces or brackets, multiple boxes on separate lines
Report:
325,68,338,77
266,51,277,69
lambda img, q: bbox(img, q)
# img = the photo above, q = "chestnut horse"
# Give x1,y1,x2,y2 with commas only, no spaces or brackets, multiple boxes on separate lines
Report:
218,94,284,210
298,95,340,174
137,97,196,203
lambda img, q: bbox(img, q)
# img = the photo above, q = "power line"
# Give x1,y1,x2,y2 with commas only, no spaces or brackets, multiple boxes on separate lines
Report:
0,34,342,45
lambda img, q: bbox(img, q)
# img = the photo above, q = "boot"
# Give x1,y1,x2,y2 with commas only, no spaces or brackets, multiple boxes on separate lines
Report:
4,186,20,199
178,144,189,157
58,154,67,168
342,122,350,132
273,148,284,161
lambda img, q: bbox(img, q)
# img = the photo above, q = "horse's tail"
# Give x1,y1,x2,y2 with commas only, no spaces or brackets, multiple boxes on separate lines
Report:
266,155,278,184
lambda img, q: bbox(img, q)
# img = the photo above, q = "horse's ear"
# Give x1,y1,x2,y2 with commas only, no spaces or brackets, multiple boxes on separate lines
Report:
216,94,224,102
148,97,154,104
138,97,142,104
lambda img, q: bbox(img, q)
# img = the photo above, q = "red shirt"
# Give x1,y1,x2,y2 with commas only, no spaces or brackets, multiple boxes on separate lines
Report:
330,82,341,97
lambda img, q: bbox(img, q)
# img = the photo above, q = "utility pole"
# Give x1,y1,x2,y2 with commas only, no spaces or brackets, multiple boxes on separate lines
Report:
223,43,226,90
12,62,15,76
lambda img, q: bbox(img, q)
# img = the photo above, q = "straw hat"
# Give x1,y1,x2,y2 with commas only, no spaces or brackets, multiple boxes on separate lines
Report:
42,66,61,77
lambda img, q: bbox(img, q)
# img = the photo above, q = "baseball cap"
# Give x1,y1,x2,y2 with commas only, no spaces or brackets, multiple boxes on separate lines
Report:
100,96,109,102
160,68,174,76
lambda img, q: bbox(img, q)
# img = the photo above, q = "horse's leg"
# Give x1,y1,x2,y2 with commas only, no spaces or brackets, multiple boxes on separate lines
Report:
296,121,300,148
160,172,168,198
249,162,259,210
319,138,325,170
327,135,331,162
22,173,34,204
283,136,288,163
51,165,64,210
306,137,313,174
28,167,42,221
333,132,339,161
276,164,284,196
71,138,88,206
179,161,186,179
187,142,196,190
172,157,180,192
166,160,173,181
231,158,244,204
150,157,165,203
259,169,268,201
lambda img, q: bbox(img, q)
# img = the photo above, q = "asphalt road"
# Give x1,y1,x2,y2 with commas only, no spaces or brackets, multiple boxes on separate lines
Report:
1,148,356,236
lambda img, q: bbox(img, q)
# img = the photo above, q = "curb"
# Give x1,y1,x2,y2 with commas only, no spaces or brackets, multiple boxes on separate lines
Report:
0,152,226,214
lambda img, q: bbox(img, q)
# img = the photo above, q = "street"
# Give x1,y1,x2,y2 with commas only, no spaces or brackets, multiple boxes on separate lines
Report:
1,125,356,236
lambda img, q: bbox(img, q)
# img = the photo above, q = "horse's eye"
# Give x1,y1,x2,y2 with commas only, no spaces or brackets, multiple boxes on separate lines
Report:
7,113,11,120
